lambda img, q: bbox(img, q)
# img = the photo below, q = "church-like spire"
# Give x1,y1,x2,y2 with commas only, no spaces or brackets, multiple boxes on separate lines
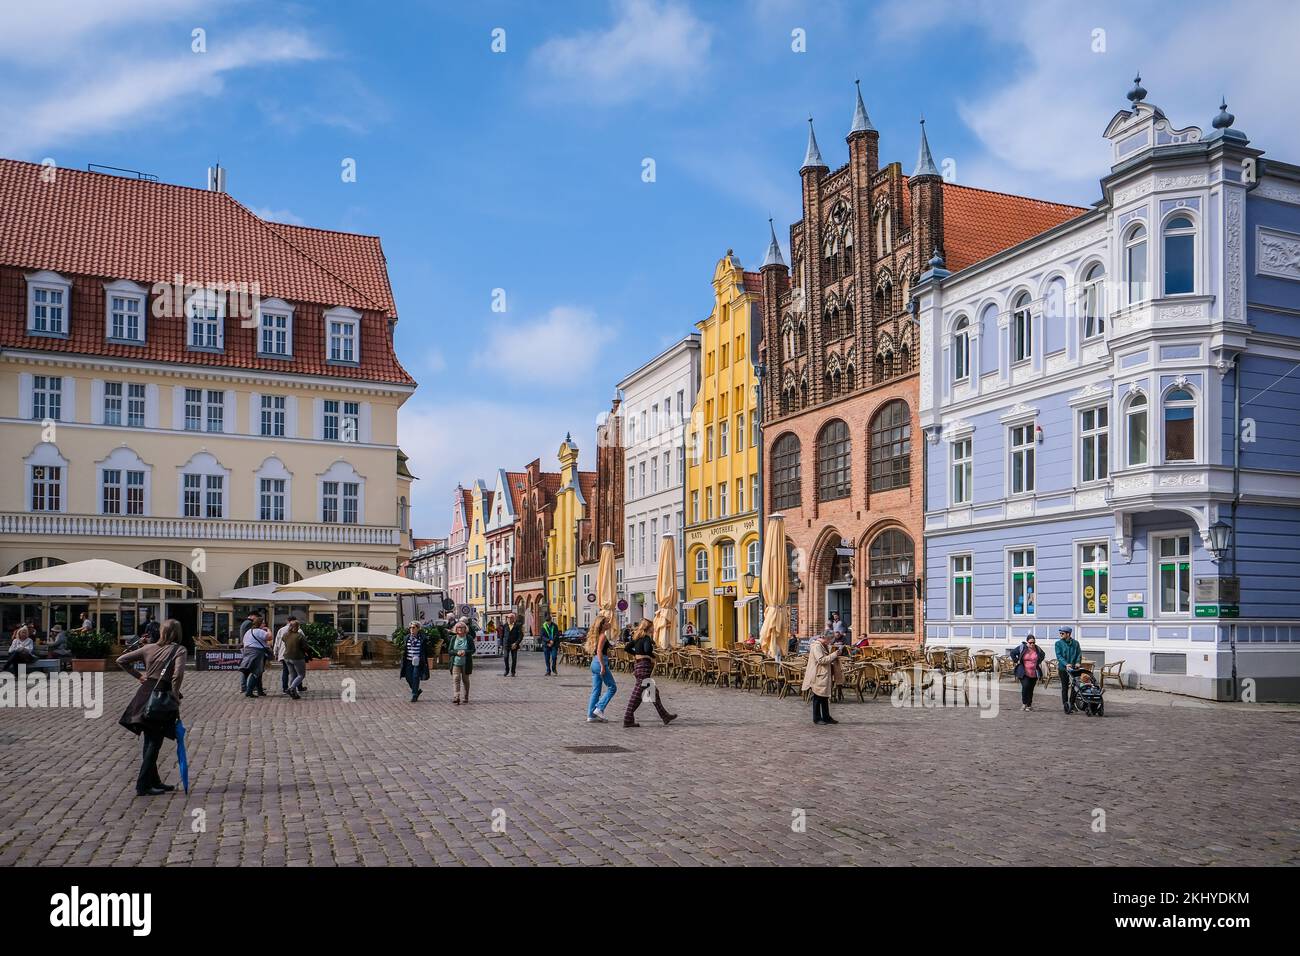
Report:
762,217,786,269
911,116,940,179
801,116,827,171
849,79,875,135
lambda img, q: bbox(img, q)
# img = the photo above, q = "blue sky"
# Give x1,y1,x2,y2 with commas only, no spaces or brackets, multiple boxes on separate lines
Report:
3,0,1296,535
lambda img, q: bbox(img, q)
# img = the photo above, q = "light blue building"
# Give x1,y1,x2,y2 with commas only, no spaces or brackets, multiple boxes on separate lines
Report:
915,79,1300,700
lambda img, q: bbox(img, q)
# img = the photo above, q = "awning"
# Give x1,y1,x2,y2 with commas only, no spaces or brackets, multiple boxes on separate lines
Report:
735,595,759,607
683,598,707,610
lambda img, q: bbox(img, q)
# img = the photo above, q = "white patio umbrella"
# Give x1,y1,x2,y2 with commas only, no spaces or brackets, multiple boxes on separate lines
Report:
278,567,436,645
0,559,187,637
219,582,329,604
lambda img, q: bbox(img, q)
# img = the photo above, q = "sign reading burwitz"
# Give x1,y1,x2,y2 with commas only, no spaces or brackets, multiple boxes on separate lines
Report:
306,560,390,572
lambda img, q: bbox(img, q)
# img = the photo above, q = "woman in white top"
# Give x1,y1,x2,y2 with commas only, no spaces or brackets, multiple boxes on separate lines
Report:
240,614,270,699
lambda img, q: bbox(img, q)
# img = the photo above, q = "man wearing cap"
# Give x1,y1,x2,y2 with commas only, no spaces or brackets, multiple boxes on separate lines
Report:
1054,626,1082,714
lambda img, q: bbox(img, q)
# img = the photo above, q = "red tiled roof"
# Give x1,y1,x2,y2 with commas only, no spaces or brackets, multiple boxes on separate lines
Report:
411,537,437,549
0,159,413,385
540,473,563,498
578,472,597,508
505,471,529,514
266,222,397,317
934,183,1086,273
461,489,474,522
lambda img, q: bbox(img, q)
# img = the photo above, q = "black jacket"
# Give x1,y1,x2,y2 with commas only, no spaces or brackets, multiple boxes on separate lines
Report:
540,622,561,648
1009,642,1046,680
501,620,523,650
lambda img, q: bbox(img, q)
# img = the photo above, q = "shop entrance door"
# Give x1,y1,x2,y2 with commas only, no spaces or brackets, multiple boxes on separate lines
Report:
166,602,198,649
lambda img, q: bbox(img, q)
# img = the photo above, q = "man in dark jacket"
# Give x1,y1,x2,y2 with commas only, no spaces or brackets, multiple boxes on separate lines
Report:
1054,626,1083,714
500,612,523,677
540,613,561,675
399,622,430,702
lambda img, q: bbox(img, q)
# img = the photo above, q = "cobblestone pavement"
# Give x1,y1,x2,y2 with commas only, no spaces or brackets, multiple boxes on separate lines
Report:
1,652,1296,866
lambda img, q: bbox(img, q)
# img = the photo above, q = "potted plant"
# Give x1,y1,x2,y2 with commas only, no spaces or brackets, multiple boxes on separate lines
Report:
303,620,338,670
68,630,114,672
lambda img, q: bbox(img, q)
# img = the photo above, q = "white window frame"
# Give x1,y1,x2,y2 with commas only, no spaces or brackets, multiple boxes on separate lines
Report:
1161,384,1198,464
1078,404,1109,484
257,298,295,358
747,539,760,578
720,542,737,583
1008,547,1036,618
1161,211,1197,297
255,457,293,522
1124,222,1149,306
104,279,148,344
694,548,708,584
26,271,71,337
97,447,151,516
1008,422,1036,496
1079,262,1106,340
260,393,287,438
31,374,64,422
25,443,68,513
952,316,970,382
1153,533,1192,617
950,437,972,505
1011,292,1033,365
719,482,729,518
177,452,230,520
185,288,226,351
1124,390,1149,467
951,554,973,618
1079,541,1109,618
324,306,361,365
317,460,365,525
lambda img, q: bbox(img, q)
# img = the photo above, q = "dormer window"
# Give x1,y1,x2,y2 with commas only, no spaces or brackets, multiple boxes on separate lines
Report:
104,280,147,344
26,271,71,337
257,298,294,357
325,307,361,365
186,288,225,351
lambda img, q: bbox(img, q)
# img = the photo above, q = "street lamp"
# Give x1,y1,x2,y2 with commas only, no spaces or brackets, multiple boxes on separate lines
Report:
1207,520,1233,563
744,571,758,592
897,555,923,598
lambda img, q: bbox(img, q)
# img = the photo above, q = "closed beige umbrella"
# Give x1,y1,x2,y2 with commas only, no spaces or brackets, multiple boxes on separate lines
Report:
758,514,790,658
595,541,616,631
652,533,678,650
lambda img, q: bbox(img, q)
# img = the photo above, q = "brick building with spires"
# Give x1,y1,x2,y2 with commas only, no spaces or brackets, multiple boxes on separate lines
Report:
758,83,1083,643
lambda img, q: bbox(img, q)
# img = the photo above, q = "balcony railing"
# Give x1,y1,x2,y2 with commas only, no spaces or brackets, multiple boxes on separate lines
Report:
0,512,400,545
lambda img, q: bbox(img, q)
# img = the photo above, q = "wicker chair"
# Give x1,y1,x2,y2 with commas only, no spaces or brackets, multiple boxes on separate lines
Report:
970,651,995,675
369,639,400,666
925,647,948,668
949,647,971,671
1100,659,1126,690
1042,659,1059,687
334,637,364,668
861,661,898,700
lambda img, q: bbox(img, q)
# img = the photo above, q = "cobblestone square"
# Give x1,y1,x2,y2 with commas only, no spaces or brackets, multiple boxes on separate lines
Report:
1,652,1296,867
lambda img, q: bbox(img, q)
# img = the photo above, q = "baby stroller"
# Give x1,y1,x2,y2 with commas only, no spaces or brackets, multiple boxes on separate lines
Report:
1068,665,1104,716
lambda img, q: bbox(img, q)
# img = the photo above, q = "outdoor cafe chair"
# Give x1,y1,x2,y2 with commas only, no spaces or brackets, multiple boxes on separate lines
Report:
925,647,948,668
1042,660,1059,687
970,651,995,675
1100,659,1126,690
779,661,804,700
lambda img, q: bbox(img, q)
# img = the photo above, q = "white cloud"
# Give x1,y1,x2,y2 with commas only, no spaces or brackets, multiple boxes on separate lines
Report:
399,397,598,536
530,0,713,105
0,3,324,157
471,306,616,383
873,0,1300,202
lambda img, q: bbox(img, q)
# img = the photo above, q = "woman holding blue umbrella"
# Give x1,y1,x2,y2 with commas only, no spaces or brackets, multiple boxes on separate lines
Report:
117,619,187,797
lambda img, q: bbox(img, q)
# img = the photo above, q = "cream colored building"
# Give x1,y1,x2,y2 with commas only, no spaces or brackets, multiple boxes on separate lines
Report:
0,160,416,642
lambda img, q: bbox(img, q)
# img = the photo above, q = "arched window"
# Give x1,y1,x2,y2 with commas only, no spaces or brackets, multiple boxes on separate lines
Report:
694,548,708,584
1163,387,1196,462
844,364,855,392
1081,263,1106,339
816,419,851,502
1126,392,1148,466
868,530,914,634
780,386,793,415
826,369,841,399
799,377,808,408
874,351,887,383
1125,223,1148,304
797,320,807,354
824,237,840,282
1045,276,1066,346
842,230,854,274
1163,215,1195,295
1012,291,1033,363
822,308,833,341
898,341,911,375
953,316,970,381
235,562,302,589
747,539,761,578
870,400,912,491
6,556,66,575
123,559,202,600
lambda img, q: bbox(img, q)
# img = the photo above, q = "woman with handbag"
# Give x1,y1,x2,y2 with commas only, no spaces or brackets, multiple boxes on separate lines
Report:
116,618,187,797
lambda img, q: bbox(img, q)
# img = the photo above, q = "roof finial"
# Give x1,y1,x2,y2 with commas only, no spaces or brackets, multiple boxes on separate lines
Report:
801,115,827,171
911,114,940,179
1127,72,1147,105
762,216,786,269
849,79,875,135
1212,97,1235,130
929,246,945,270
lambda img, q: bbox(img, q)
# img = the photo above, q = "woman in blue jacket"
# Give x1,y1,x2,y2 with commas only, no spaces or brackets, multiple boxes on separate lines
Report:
398,621,430,702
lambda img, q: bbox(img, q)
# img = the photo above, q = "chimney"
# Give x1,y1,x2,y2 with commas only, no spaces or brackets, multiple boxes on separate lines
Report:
206,164,226,193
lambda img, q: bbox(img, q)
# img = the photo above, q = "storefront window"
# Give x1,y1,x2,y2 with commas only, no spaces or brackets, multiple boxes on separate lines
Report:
868,530,913,634
1009,548,1035,617
1158,535,1191,614
1080,543,1109,616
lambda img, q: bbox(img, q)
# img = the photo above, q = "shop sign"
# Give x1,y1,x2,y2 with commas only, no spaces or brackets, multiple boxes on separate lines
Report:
1195,577,1240,604
713,586,736,596
195,648,244,671
1195,604,1240,618
305,560,390,572
1127,606,1144,618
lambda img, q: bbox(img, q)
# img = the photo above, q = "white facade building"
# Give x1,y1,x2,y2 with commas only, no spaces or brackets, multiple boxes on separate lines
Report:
618,335,700,625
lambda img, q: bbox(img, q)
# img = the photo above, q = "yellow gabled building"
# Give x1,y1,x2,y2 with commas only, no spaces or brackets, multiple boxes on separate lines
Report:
546,434,596,631
465,479,491,626
684,252,762,648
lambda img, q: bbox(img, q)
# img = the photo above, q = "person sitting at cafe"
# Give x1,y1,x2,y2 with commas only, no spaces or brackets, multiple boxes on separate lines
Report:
45,624,72,664
5,622,38,675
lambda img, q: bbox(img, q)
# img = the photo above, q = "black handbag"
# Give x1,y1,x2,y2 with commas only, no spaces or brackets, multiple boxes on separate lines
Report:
144,646,183,723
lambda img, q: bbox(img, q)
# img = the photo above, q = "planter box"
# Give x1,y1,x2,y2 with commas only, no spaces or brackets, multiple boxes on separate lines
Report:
72,658,107,672
306,658,331,671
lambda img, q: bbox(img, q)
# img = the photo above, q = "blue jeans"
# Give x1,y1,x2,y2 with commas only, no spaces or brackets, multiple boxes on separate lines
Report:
588,658,617,716
543,645,557,673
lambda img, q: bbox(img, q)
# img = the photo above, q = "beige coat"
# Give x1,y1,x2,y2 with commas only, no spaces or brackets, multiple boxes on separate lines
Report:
801,639,842,697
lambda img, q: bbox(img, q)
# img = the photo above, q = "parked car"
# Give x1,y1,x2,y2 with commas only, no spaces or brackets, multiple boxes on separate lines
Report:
562,627,586,641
